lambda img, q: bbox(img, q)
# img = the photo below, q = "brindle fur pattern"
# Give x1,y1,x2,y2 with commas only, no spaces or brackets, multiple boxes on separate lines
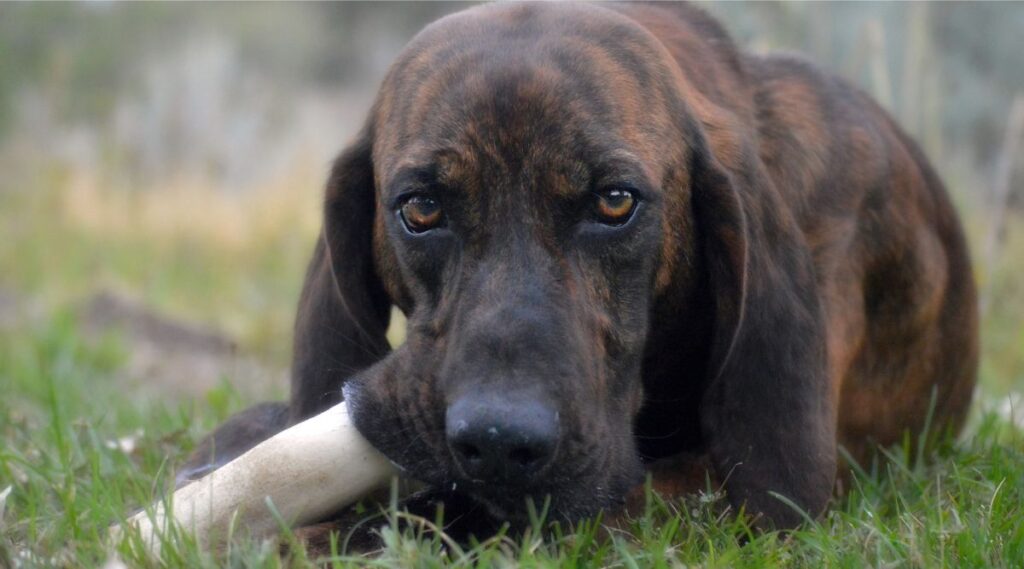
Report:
184,2,978,532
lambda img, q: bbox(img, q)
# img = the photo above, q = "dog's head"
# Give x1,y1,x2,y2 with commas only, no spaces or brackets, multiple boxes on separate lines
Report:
328,3,831,524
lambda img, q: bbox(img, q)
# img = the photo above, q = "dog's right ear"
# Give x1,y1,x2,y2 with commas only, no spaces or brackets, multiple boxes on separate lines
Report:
291,127,392,420
689,136,835,530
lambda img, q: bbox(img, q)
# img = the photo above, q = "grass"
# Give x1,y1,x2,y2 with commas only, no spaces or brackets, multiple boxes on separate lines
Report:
2,167,1024,566
1,311,1023,567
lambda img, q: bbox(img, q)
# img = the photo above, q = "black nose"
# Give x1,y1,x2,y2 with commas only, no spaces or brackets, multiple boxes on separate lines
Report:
446,393,559,485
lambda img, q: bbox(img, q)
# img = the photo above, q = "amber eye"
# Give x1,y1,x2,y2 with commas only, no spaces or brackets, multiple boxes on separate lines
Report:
595,188,637,225
399,195,444,233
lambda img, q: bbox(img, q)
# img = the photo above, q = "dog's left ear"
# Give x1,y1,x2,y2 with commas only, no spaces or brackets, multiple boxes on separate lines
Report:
290,125,393,420
690,144,836,529
321,127,392,344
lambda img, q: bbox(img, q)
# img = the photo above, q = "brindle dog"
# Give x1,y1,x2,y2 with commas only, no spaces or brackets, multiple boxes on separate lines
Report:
182,2,978,533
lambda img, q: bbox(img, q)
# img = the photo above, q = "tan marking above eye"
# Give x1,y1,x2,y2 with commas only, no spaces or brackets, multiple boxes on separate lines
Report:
400,196,444,232
595,189,637,224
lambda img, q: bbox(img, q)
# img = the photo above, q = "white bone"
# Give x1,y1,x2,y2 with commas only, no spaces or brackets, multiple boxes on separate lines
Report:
113,401,397,554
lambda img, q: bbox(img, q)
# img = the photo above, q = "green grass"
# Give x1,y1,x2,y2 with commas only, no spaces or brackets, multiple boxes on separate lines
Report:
1,311,1023,567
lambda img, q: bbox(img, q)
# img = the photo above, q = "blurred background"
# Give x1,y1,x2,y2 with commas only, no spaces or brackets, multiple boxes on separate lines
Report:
1,2,1022,410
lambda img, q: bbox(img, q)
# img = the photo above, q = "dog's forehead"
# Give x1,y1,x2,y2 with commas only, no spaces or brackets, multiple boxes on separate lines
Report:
371,3,682,195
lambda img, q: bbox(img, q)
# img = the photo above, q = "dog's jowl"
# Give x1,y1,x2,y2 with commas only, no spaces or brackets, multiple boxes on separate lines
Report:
184,2,978,532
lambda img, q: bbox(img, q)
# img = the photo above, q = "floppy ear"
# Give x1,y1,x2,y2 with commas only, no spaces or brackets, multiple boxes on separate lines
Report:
290,128,392,421
691,146,836,529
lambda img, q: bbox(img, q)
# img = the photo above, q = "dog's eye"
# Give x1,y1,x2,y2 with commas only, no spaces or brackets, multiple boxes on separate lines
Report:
594,188,637,225
399,195,444,233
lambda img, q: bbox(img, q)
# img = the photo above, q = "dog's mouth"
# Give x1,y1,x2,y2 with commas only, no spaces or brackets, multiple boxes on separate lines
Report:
405,446,643,527
431,484,543,523
448,479,563,519
392,474,635,544
387,459,606,524
412,478,617,528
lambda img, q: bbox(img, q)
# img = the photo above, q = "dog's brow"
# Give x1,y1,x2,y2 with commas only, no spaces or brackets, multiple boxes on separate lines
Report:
388,146,469,185
385,161,474,209
382,165,439,206
590,156,655,194
390,165,436,189
534,147,653,198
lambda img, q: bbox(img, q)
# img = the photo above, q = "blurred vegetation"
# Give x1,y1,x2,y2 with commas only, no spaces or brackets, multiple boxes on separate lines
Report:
1,1,1020,385
0,2,464,132
0,2,461,362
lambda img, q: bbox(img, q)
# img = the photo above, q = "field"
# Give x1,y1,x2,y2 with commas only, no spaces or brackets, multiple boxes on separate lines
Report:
2,2,1024,567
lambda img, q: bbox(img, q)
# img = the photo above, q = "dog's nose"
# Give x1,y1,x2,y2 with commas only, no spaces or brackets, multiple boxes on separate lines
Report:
445,394,559,485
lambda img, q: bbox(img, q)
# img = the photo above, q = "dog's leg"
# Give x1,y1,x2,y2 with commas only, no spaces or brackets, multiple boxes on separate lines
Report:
177,402,291,487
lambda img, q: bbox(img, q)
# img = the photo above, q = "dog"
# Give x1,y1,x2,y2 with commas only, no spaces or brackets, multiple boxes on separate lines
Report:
182,2,978,533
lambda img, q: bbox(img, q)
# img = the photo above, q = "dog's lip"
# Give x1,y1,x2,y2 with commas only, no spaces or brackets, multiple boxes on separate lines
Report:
340,382,361,418
432,477,623,523
446,455,557,491
436,483,548,521
450,475,548,494
441,473,580,509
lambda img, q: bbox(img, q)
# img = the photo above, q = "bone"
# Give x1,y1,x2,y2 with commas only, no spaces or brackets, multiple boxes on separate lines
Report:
113,401,397,554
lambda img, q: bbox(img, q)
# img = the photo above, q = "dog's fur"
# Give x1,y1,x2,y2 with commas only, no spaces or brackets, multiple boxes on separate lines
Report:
183,2,978,532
